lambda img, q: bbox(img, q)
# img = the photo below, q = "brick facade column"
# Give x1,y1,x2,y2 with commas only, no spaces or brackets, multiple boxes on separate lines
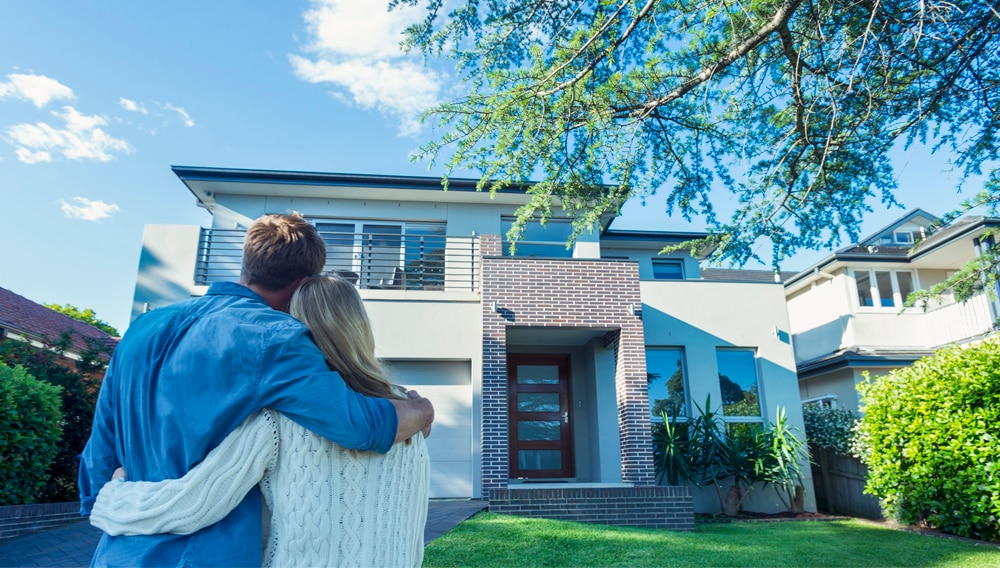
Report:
479,236,655,495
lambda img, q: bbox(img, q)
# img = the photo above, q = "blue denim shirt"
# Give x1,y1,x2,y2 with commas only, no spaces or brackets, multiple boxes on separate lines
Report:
78,282,397,567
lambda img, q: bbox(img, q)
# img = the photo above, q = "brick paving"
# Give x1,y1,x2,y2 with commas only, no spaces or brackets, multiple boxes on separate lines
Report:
0,500,487,567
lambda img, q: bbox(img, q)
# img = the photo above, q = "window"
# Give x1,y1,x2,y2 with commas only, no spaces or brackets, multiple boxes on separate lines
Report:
652,260,685,280
646,348,688,420
893,231,914,245
314,220,445,289
715,349,762,419
501,217,573,258
852,269,917,309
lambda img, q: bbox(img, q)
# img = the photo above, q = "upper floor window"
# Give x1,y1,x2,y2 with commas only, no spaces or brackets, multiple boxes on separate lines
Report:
716,348,762,420
852,269,915,308
314,220,446,289
501,216,573,258
879,230,922,245
652,259,685,280
646,348,688,420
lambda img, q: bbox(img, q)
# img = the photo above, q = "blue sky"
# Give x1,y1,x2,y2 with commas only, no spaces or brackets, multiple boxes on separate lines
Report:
0,1,982,335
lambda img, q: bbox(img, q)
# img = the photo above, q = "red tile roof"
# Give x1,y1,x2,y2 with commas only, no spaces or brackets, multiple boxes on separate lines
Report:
0,285,118,356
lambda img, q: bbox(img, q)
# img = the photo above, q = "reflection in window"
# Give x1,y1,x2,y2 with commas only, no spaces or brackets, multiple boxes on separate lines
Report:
853,269,918,309
646,348,687,419
652,260,685,280
855,271,874,307
716,349,761,418
518,420,561,441
501,216,573,258
875,271,895,307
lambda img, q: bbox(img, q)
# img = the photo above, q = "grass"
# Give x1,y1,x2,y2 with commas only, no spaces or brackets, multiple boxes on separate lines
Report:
423,513,1000,567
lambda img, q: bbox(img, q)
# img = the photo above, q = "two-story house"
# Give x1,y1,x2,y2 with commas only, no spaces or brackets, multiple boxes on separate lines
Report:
131,166,815,526
785,209,1000,411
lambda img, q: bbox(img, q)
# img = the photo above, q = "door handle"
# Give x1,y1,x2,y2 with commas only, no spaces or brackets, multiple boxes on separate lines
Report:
562,411,569,424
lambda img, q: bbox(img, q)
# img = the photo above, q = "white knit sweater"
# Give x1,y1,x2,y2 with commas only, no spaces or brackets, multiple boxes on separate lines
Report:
89,410,430,568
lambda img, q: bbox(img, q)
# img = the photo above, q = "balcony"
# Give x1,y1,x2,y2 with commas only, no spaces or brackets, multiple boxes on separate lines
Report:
194,228,480,292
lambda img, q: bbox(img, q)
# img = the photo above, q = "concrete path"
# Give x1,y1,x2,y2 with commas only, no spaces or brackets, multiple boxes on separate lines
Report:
0,499,487,567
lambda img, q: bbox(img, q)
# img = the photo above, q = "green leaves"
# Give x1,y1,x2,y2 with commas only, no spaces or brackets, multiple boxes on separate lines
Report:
397,0,1000,270
802,405,860,455
0,360,63,506
652,395,808,514
856,342,1000,540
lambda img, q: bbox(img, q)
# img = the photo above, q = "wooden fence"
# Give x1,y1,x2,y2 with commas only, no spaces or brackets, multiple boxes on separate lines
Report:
810,444,883,519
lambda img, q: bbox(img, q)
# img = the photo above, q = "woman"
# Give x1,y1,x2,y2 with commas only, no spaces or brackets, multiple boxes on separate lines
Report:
89,276,430,567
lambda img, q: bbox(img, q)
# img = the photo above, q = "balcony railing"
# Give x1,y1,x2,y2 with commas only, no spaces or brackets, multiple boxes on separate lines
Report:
195,228,479,291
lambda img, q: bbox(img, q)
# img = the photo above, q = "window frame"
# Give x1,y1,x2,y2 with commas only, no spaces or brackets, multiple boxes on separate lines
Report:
645,347,689,423
500,216,575,258
714,347,764,424
651,259,685,280
851,268,919,310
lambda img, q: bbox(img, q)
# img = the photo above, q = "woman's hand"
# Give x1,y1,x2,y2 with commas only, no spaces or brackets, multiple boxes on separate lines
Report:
112,467,126,481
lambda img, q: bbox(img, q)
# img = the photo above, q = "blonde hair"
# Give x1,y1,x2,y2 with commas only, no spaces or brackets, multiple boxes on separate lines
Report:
289,276,405,400
241,213,326,291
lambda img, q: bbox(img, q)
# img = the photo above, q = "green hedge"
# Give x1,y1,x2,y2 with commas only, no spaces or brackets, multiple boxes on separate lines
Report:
0,360,64,505
802,405,859,455
856,340,1000,540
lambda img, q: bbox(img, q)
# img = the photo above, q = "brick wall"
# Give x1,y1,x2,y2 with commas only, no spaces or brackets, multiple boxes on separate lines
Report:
489,486,695,530
480,235,655,497
0,502,82,540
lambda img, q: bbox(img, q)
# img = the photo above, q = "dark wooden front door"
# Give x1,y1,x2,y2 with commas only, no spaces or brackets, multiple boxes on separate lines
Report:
508,354,574,478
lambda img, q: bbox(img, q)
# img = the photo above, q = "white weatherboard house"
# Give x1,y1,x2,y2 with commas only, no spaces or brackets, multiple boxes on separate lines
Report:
785,209,1000,411
132,166,816,526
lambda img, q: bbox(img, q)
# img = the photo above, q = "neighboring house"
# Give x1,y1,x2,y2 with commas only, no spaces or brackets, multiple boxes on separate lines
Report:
131,166,814,527
785,209,1000,411
0,285,117,362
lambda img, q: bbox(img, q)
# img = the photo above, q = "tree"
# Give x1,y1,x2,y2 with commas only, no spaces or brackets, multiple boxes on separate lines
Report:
44,303,119,337
394,0,999,269
0,333,107,502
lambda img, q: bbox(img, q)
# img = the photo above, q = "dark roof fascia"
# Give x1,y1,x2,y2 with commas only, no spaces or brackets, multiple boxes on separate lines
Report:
784,216,1000,289
171,165,524,194
909,216,1000,262
797,349,930,379
600,229,709,242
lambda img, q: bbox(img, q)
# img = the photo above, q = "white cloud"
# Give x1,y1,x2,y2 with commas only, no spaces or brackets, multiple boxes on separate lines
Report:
6,106,133,163
119,97,148,114
0,73,74,108
163,103,195,127
291,0,444,136
60,196,121,221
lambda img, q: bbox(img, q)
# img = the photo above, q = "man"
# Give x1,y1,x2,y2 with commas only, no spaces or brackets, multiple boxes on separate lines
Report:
79,213,434,566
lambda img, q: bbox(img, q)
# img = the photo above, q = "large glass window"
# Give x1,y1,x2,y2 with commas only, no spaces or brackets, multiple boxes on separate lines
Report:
501,217,573,258
314,220,445,289
646,348,688,420
852,269,917,309
715,349,761,418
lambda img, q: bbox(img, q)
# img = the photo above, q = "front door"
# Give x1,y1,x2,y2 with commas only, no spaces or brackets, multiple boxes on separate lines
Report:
508,354,574,479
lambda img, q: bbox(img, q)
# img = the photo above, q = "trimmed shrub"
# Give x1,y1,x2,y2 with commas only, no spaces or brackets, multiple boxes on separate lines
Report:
0,335,105,502
802,405,860,455
856,340,1000,540
0,360,64,505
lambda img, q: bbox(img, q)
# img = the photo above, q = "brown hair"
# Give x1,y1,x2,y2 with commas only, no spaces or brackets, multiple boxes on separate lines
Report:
241,213,326,291
289,276,406,400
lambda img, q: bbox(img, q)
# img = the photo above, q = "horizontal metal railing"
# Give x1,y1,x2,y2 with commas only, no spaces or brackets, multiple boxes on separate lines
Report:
194,228,480,291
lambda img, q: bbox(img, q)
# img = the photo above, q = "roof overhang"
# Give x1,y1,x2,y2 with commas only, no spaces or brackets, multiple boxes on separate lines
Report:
784,216,1000,295
796,348,931,381
171,166,621,231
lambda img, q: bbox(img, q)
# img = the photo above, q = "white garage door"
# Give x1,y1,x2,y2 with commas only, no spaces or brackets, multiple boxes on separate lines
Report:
386,360,473,498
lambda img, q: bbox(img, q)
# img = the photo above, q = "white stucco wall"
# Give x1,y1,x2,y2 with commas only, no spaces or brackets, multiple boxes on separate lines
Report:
131,224,203,322
365,299,482,498
640,279,815,513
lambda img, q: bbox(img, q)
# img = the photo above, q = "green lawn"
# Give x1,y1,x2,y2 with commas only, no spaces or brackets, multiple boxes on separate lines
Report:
423,513,1000,567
